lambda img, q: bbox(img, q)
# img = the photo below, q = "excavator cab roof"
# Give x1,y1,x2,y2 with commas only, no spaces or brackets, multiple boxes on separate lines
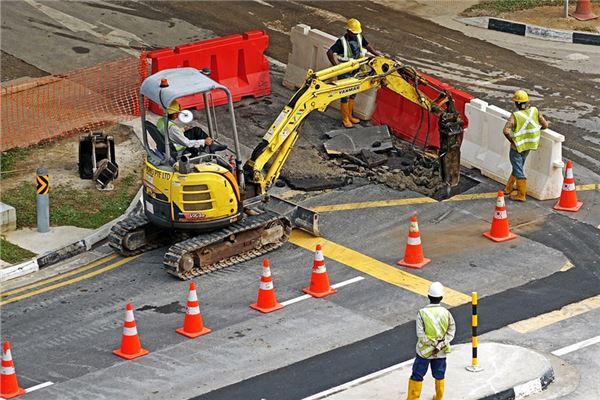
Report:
140,67,227,110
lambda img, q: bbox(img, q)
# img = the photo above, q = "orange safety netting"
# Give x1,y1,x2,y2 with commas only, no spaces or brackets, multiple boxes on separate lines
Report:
1,53,148,151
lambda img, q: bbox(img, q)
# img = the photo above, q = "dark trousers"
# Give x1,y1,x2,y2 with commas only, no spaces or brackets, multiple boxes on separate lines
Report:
183,127,209,157
410,354,447,381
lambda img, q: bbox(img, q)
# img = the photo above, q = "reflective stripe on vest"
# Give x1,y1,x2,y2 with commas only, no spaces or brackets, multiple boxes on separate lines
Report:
511,107,541,153
339,34,364,61
156,118,186,152
417,306,451,358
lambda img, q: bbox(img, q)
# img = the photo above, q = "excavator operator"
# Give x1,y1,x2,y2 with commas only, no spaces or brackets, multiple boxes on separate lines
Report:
326,18,380,128
157,101,227,157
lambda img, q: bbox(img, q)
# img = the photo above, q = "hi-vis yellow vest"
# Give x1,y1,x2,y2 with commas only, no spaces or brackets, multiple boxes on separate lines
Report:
417,306,451,358
339,34,365,61
511,107,541,153
156,118,185,152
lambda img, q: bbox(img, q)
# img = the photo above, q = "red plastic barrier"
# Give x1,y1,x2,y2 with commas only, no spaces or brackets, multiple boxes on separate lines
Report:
372,72,473,149
146,31,271,114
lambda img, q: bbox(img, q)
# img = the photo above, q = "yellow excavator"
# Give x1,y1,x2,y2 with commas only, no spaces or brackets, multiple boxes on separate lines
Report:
109,56,463,279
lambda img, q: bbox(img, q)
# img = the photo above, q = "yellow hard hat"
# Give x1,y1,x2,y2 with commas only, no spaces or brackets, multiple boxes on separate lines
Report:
512,90,529,103
166,101,181,115
346,18,362,34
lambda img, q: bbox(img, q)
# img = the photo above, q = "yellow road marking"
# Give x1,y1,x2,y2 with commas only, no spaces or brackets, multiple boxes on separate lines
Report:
289,230,470,307
312,184,600,213
0,255,140,306
559,261,574,272
509,295,600,334
1,254,118,298
312,197,437,213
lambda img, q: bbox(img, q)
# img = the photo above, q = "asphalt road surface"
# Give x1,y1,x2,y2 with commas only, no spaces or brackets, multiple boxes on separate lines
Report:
1,1,600,399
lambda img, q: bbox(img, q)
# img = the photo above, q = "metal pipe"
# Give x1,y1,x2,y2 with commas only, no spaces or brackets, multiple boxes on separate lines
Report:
565,0,569,18
203,92,214,137
36,167,50,233
223,87,245,191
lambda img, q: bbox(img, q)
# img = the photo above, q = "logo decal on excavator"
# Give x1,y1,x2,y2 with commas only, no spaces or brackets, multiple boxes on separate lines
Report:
339,85,360,95
182,213,206,220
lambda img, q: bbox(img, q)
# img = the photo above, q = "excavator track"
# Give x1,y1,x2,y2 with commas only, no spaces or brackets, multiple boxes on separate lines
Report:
163,211,292,280
108,213,181,256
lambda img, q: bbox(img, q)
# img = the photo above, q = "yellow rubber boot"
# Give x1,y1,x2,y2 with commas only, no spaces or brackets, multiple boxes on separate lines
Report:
433,379,445,400
510,178,527,202
407,379,422,400
504,175,516,195
340,102,353,128
347,99,361,124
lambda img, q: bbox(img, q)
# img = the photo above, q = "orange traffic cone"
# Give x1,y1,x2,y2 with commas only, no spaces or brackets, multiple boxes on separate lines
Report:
0,341,26,399
303,244,337,298
176,281,212,338
250,259,284,313
397,215,431,269
113,303,150,360
483,191,517,242
572,0,598,20
554,160,583,212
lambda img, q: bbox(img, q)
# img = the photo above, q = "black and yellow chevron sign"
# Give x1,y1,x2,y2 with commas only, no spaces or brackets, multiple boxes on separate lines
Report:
36,175,49,195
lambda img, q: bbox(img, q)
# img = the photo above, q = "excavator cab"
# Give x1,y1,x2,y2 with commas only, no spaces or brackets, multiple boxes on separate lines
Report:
138,68,246,232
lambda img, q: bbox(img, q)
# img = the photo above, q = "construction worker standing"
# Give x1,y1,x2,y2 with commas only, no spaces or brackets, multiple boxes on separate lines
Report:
326,18,380,128
406,282,455,400
502,90,550,201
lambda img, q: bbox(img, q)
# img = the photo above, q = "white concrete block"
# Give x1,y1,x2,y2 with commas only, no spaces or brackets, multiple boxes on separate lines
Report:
0,202,17,232
0,259,38,282
283,24,378,120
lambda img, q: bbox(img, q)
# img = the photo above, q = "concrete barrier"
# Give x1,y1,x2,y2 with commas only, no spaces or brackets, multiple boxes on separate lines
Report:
282,24,377,120
461,99,565,200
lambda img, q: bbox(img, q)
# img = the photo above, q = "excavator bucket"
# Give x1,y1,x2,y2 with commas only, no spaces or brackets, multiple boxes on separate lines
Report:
263,195,320,237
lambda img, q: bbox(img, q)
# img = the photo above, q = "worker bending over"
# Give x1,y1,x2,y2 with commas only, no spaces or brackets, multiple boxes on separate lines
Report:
406,282,455,400
327,18,380,128
503,90,549,201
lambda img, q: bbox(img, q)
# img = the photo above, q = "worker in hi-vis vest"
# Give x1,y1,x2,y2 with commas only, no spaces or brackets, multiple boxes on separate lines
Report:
406,282,455,400
157,101,227,157
502,90,550,201
326,18,380,128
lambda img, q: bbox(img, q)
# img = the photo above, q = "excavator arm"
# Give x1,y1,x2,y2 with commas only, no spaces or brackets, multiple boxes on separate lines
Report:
244,56,463,195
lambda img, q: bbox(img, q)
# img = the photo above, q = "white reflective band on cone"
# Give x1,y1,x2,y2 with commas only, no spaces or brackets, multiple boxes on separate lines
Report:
123,326,138,336
3,349,12,361
260,281,274,290
262,268,272,278
125,310,134,322
315,251,324,261
1,366,15,375
187,306,200,315
564,183,575,191
496,196,505,207
566,168,573,179
409,221,419,232
407,236,422,245
188,290,198,302
313,266,326,274
495,210,507,219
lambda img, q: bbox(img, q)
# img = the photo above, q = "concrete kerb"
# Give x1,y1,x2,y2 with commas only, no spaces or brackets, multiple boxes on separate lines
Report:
0,179,143,283
458,17,600,45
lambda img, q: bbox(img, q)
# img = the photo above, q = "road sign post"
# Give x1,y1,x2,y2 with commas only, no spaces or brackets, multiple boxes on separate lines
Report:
36,167,49,233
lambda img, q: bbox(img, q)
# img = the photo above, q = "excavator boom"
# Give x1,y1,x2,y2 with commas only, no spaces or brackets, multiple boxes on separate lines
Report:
244,56,463,194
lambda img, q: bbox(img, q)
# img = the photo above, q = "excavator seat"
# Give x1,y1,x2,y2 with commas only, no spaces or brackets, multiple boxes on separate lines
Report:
145,121,178,163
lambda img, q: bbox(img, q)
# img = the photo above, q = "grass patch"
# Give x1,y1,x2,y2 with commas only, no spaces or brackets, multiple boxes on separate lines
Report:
0,174,140,229
462,0,565,16
1,237,37,264
1,147,32,180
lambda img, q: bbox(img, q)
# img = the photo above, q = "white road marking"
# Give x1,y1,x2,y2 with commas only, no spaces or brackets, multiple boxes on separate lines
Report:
254,0,274,7
24,0,145,56
26,381,54,393
303,360,413,400
280,276,365,306
551,335,600,356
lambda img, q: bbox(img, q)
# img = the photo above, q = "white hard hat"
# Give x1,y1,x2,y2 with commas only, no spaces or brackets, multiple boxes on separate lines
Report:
428,282,444,297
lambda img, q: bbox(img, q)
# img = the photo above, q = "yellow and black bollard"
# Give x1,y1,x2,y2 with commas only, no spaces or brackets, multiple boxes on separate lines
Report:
466,291,483,372
36,167,50,233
